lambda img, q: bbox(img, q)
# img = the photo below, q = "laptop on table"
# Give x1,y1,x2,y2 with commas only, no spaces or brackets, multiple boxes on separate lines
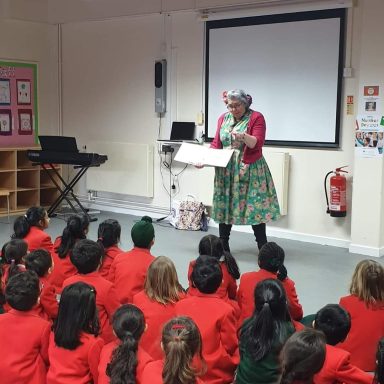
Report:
158,121,197,143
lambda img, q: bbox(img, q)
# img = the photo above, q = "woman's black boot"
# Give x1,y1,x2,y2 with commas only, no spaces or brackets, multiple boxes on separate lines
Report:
219,223,232,252
252,223,267,250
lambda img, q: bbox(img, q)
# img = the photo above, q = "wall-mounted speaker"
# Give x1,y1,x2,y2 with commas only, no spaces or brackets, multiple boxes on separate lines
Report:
155,59,166,113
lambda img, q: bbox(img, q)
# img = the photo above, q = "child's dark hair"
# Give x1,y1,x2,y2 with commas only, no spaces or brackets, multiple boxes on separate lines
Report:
5,270,40,311
314,304,351,346
24,249,52,278
53,282,99,350
258,242,287,280
56,215,89,259
374,338,384,384
2,239,28,282
12,206,47,239
239,278,292,361
198,234,240,280
191,255,223,294
70,239,103,274
106,304,146,384
162,316,205,384
280,329,326,384
97,219,121,249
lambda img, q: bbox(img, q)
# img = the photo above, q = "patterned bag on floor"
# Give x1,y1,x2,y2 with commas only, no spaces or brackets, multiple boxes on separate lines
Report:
176,195,205,231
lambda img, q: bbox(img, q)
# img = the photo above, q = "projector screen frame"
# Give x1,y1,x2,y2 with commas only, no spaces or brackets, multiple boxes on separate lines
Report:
204,8,346,148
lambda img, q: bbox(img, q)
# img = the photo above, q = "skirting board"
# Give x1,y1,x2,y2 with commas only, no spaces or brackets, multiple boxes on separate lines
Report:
349,244,384,258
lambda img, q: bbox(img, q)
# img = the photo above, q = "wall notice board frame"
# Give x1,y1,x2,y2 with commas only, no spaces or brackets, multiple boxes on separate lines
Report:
0,61,38,147
204,9,346,148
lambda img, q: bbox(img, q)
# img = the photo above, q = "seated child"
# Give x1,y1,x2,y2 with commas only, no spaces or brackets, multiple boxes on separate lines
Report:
280,329,326,384
25,249,58,320
237,242,303,323
133,256,186,360
313,304,373,384
109,216,156,303
374,338,384,384
62,239,121,343
338,259,384,371
175,256,238,384
237,278,296,384
98,304,152,384
97,219,124,279
47,282,104,383
0,271,50,384
49,214,89,291
12,206,53,253
188,234,240,300
141,316,206,384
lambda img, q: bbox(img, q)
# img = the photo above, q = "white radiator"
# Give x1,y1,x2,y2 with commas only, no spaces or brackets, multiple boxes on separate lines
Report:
263,151,290,216
86,142,154,198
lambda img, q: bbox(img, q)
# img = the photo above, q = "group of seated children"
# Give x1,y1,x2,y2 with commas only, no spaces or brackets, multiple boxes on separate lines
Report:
0,205,383,384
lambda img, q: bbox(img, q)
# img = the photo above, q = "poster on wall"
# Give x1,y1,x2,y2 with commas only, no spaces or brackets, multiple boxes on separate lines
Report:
355,114,384,157
0,61,38,147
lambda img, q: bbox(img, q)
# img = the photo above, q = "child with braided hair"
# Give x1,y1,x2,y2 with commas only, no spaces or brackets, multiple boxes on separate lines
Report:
141,316,206,384
237,242,303,323
98,304,152,384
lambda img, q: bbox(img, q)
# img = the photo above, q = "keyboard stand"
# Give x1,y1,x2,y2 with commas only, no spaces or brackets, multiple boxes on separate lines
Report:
38,163,98,222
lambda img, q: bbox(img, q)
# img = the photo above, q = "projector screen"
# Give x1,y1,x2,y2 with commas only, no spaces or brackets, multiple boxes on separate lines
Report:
205,9,346,147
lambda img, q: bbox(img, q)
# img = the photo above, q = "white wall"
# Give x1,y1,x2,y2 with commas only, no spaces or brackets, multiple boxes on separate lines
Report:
0,19,59,137
58,0,383,252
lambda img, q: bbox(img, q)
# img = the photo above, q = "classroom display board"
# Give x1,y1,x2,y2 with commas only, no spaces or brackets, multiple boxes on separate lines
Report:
205,9,346,148
0,61,38,147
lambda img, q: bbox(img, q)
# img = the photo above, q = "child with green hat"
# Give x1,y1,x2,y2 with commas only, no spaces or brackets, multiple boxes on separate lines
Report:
108,216,155,303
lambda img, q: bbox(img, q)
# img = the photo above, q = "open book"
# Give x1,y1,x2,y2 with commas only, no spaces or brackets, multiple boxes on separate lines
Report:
174,143,234,167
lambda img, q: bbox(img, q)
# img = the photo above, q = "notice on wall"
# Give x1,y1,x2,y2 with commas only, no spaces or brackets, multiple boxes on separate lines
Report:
363,85,380,113
355,114,384,157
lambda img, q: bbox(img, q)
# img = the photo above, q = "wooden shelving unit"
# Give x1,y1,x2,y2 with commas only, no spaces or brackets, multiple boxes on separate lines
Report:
0,148,62,217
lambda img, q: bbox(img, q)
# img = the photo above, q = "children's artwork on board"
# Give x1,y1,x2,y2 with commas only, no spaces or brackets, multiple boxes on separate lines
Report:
0,79,11,105
0,110,12,136
0,61,38,146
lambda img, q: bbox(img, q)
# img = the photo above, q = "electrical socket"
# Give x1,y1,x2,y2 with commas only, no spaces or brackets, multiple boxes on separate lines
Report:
162,144,174,153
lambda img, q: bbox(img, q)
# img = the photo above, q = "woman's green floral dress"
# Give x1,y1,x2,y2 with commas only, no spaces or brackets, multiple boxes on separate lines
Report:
212,111,281,225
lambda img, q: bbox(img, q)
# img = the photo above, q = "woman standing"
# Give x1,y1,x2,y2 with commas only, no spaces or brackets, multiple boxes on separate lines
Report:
210,89,280,252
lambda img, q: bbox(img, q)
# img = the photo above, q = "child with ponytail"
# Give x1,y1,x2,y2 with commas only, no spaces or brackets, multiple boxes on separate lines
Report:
47,282,104,383
280,329,326,384
98,304,152,384
237,278,296,384
237,242,303,323
97,219,124,279
12,206,52,253
188,234,240,301
142,316,206,384
49,214,89,291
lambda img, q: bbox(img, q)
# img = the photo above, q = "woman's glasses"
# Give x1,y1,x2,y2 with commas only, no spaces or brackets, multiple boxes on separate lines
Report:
227,103,242,110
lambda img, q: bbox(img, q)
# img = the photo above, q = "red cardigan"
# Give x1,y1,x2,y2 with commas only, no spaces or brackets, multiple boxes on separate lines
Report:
0,308,50,384
132,290,185,361
36,275,59,320
108,247,155,303
210,110,266,164
313,344,373,384
98,340,152,384
338,294,384,371
23,226,53,254
63,272,121,343
98,245,123,279
49,237,78,292
175,292,239,384
47,331,104,384
237,269,303,323
141,359,205,384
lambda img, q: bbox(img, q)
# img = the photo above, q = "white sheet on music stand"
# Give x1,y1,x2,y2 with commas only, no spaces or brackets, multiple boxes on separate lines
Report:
174,143,234,167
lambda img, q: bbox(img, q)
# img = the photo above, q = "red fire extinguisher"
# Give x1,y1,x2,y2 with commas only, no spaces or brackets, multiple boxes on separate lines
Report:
324,166,348,217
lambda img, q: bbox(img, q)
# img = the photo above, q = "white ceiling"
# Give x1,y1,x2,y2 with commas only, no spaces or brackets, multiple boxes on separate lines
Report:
0,0,347,24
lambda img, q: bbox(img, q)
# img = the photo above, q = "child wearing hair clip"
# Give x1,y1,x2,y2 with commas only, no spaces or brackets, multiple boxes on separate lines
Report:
141,316,206,384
